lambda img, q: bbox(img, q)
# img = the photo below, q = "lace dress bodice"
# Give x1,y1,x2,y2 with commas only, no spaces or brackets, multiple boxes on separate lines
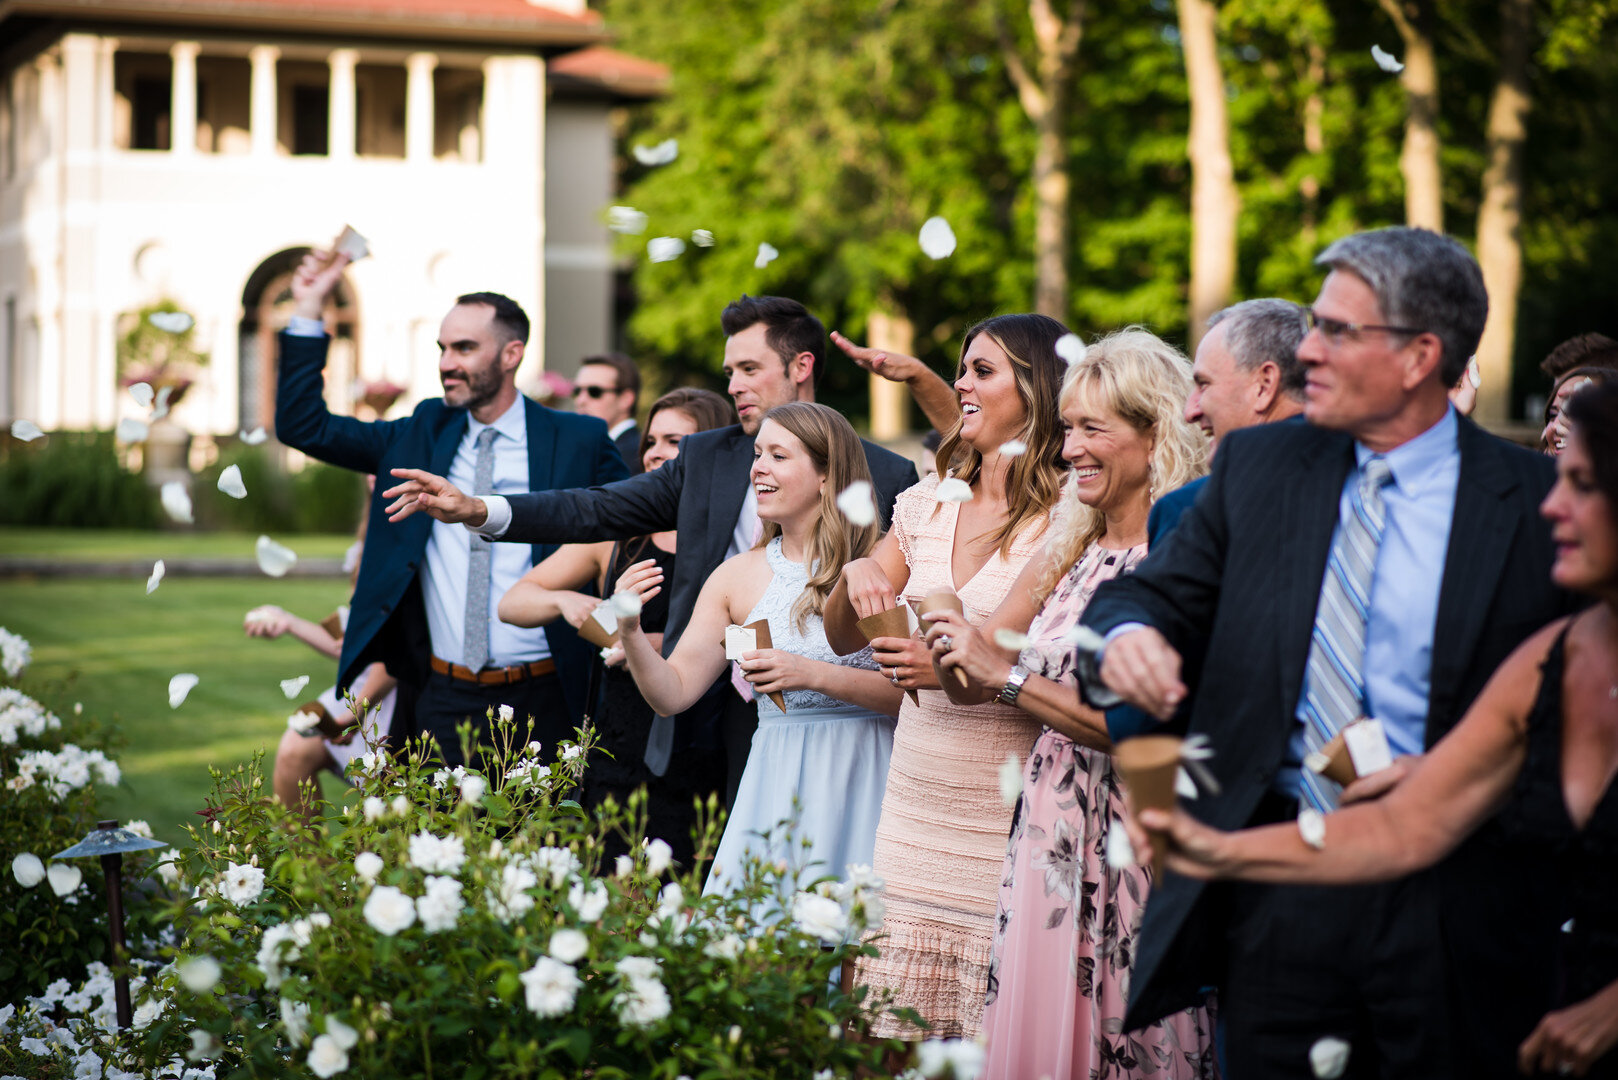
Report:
743,537,878,714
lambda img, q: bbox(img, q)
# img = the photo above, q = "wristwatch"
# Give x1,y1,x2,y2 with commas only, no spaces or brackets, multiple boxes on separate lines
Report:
998,664,1031,706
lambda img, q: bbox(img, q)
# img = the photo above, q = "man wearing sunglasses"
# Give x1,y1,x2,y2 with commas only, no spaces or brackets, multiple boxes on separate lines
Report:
1079,227,1575,1077
572,354,643,474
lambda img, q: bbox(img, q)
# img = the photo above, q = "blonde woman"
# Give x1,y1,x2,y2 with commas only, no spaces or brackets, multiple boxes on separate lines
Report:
923,330,1215,1078
825,313,1071,1037
613,402,903,900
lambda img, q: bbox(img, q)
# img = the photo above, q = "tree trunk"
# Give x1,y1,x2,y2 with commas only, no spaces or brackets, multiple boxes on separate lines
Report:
1300,39,1326,247
867,307,915,440
1177,0,1239,351
1378,0,1443,231
1473,0,1533,426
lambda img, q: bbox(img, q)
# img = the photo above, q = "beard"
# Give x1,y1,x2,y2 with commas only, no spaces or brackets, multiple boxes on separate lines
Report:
443,364,504,412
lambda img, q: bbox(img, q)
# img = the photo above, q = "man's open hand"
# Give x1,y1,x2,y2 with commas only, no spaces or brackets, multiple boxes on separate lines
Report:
383,469,486,526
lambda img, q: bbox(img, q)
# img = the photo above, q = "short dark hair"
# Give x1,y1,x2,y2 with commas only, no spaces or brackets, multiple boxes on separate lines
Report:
719,295,826,383
1205,298,1308,401
455,292,530,345
579,353,642,407
1540,333,1618,381
1315,227,1487,388
1563,380,1618,516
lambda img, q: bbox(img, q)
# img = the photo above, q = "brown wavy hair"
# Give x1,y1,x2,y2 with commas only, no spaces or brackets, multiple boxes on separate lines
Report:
932,313,1070,556
637,387,736,461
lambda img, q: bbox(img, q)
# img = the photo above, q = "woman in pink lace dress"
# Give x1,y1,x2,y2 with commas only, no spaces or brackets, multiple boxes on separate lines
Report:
826,313,1072,1038
926,330,1218,1078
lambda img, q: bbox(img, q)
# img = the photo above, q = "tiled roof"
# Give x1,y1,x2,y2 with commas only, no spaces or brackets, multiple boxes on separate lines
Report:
548,45,668,98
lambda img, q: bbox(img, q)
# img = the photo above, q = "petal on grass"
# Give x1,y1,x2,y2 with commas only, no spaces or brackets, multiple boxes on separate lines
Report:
256,535,298,577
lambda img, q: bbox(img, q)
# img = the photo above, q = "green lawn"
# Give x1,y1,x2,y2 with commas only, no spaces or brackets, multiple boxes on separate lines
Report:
0,527,356,561
1,574,356,847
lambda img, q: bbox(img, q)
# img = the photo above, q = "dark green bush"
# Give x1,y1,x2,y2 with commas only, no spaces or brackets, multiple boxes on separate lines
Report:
193,443,363,534
0,432,159,529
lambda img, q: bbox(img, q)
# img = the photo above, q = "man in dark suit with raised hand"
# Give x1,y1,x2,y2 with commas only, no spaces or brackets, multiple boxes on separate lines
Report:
1080,228,1575,1077
275,251,627,771
384,295,925,806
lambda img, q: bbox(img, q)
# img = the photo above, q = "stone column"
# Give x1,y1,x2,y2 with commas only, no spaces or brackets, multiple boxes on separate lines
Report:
249,45,279,157
406,52,436,163
96,37,118,150
169,41,199,155
327,48,357,159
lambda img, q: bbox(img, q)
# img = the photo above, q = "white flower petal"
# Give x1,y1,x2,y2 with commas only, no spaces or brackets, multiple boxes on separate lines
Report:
998,752,1023,808
288,709,321,734
10,419,44,441
240,427,268,445
647,236,686,263
151,384,174,421
608,591,643,619
1297,808,1327,851
549,928,590,963
116,418,149,444
1370,45,1404,74
47,863,83,897
606,206,648,235
280,675,310,699
146,560,166,595
169,672,200,709
160,481,194,524
148,311,195,334
918,216,957,260
835,480,878,527
690,228,714,247
754,242,779,269
256,535,298,577
1309,1035,1352,1079
631,138,678,166
129,383,155,409
1175,765,1198,800
1054,333,1087,366
11,853,45,888
998,439,1028,457
934,477,974,504
217,464,247,500
992,628,1029,652
1105,823,1136,870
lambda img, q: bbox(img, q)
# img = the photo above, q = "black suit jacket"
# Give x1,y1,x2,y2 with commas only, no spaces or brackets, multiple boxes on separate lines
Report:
500,423,919,651
1079,414,1576,1028
273,332,630,723
613,423,643,475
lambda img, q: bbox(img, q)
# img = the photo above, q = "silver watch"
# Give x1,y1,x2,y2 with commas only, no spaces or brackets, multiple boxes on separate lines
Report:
998,664,1031,706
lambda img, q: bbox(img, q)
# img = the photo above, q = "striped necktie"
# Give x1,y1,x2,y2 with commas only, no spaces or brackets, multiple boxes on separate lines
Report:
461,426,498,672
1298,455,1394,812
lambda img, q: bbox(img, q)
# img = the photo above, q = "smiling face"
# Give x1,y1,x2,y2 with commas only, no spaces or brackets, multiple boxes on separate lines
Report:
1061,386,1155,517
1541,423,1618,595
641,408,698,472
724,322,811,436
1296,271,1429,443
437,303,520,420
1186,323,1258,456
750,418,825,528
1542,375,1595,455
954,333,1029,453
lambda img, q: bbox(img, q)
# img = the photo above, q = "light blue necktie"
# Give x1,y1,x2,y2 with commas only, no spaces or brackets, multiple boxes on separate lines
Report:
461,427,498,671
1298,455,1394,812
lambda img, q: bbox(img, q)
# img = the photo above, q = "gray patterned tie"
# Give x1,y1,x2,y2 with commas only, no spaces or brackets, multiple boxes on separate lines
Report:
1298,455,1394,812
461,426,498,671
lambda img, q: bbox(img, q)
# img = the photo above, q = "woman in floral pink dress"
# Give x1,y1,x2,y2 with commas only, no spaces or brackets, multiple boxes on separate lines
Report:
926,330,1218,1078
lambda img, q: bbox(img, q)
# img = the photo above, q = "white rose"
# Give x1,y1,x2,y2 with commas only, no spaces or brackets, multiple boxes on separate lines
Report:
390,794,409,817
497,704,515,723
643,838,674,876
307,1034,348,1078
615,974,671,1029
568,879,610,924
324,1015,359,1050
791,891,848,944
47,863,83,897
406,832,466,876
186,1029,222,1061
530,846,580,888
416,876,463,934
11,853,44,888
353,851,383,884
458,773,487,805
614,854,634,878
548,928,589,964
519,956,581,1018
280,997,311,1045
177,956,221,994
218,862,265,905
362,885,415,936
362,796,386,822
486,864,538,923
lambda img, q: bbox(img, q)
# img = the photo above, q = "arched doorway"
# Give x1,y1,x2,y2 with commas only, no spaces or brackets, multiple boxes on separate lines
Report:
237,248,358,434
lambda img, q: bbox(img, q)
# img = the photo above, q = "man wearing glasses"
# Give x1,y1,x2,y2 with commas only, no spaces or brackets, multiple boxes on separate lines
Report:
572,354,644,474
1078,227,1575,1076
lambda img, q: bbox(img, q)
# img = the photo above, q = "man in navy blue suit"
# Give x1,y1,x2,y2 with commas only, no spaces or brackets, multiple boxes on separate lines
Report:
274,250,628,769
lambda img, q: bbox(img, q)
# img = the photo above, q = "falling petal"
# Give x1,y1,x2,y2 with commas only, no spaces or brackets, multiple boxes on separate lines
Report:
631,138,678,166
934,477,974,503
10,419,44,442
1105,823,1136,870
47,863,83,897
608,591,643,619
754,242,779,269
217,464,248,499
918,216,957,260
998,439,1028,458
152,385,174,421
240,427,268,445
116,417,149,443
1303,751,1331,774
169,672,200,709
835,481,878,527
161,481,194,524
129,382,155,409
280,675,310,699
1308,1036,1351,1079
1370,45,1404,73
146,560,166,595
647,236,686,263
993,628,1030,651
1175,765,1198,800
1297,808,1327,851
148,311,195,334
256,535,298,578
998,752,1024,808
1055,333,1087,366
691,229,715,248
606,206,648,235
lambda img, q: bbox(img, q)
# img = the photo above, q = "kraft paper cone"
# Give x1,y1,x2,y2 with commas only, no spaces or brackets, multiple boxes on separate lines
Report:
319,611,345,640
917,591,970,689
744,619,787,713
1311,729,1357,787
1114,734,1182,873
576,606,621,650
858,607,918,703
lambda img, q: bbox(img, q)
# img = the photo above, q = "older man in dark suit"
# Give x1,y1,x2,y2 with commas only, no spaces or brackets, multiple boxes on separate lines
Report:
1081,228,1578,1078
275,253,627,771
385,295,930,807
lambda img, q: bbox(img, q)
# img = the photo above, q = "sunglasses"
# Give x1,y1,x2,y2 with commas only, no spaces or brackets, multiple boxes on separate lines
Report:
1303,308,1426,345
573,385,618,399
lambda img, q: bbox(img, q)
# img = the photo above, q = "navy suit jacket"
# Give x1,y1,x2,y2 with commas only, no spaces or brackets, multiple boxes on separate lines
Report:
273,331,629,723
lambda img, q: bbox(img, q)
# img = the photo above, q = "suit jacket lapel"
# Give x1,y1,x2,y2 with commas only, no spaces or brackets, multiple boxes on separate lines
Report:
1274,432,1355,717
524,399,559,561
707,428,753,567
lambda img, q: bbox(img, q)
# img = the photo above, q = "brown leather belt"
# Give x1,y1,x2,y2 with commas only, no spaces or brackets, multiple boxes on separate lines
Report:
430,656,556,685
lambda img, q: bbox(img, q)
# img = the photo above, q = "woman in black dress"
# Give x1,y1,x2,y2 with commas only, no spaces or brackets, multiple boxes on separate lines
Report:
499,387,733,866
1143,382,1618,1078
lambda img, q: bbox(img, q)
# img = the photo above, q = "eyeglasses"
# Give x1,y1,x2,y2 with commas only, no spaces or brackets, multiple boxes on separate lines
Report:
573,385,617,399
1303,308,1427,345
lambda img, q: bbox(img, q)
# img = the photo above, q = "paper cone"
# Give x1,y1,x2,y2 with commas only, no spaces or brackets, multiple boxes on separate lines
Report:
1114,734,1183,873
858,607,918,703
915,591,970,688
744,619,787,712
295,700,346,740
319,611,345,640
576,606,621,650
1311,729,1357,787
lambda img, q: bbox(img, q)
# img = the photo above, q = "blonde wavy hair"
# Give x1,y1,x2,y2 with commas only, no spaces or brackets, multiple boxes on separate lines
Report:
932,313,1071,557
757,402,881,633
1032,327,1210,604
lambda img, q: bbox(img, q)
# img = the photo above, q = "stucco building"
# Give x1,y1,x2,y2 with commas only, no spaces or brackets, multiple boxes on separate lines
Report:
0,0,665,437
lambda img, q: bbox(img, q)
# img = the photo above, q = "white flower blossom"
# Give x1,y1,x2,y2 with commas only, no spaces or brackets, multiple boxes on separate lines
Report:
497,704,515,723
568,879,609,923
47,863,83,897
791,891,848,944
218,862,265,905
918,216,957,260
643,838,674,876
362,885,415,936
186,1030,221,1061
11,853,44,888
280,997,311,1045
615,854,634,878
519,956,581,1018
0,628,31,679
324,1016,359,1051
177,956,220,994
353,852,383,884
529,846,580,888
486,864,538,923
407,832,466,876
124,820,153,839
703,933,743,960
390,794,408,817
613,957,670,1028
548,928,589,963
307,1034,348,1078
362,796,386,822
416,876,463,933
458,772,487,805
